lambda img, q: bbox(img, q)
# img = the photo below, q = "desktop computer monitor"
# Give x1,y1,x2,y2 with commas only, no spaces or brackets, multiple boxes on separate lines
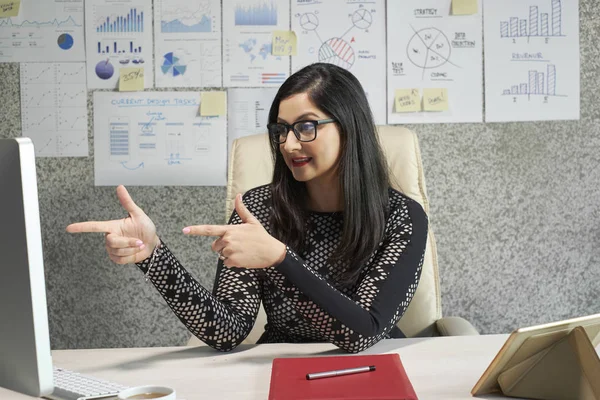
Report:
0,137,54,396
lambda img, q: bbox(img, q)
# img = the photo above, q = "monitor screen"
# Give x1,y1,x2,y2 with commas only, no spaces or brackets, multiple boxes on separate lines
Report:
0,137,53,396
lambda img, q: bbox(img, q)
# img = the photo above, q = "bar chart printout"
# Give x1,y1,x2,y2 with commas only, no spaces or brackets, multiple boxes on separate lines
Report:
483,0,579,122
500,0,565,38
96,7,145,33
85,0,154,89
222,0,290,87
502,64,561,96
234,2,277,26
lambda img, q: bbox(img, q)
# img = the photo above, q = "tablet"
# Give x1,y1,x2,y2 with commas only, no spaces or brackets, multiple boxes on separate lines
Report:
471,313,600,396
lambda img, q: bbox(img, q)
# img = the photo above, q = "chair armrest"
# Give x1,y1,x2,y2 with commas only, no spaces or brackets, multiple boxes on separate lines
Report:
436,316,480,336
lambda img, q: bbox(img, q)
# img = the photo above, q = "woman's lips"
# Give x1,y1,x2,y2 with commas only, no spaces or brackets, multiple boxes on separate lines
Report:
291,157,312,167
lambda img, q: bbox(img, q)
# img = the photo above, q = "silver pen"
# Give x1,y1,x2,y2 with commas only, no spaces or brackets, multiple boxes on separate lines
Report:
306,365,376,380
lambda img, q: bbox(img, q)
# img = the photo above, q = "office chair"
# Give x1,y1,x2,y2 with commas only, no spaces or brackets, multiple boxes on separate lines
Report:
188,125,478,346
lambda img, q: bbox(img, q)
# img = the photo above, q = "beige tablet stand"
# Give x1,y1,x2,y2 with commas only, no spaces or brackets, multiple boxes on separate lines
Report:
496,326,600,400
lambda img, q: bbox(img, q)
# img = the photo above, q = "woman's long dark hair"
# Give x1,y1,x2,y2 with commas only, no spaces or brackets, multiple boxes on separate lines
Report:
269,63,390,284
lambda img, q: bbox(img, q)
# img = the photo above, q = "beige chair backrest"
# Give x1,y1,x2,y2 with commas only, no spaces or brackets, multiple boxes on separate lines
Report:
221,125,442,342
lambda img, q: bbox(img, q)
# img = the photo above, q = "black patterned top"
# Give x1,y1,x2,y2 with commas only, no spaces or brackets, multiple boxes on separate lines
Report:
136,185,428,353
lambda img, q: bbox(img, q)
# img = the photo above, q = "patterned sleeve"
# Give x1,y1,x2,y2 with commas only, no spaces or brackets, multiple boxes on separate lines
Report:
265,198,428,353
136,210,262,352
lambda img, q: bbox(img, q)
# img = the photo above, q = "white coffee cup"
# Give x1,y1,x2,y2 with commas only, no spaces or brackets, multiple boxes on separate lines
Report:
117,385,176,400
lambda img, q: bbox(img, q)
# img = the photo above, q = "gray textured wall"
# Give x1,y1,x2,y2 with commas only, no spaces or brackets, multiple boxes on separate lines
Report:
0,1,598,350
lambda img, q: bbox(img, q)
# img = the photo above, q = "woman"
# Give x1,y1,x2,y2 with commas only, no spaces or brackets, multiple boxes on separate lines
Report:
67,63,428,353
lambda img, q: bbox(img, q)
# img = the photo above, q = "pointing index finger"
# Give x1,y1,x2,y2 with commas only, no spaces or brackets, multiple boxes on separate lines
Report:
66,221,115,234
183,225,229,237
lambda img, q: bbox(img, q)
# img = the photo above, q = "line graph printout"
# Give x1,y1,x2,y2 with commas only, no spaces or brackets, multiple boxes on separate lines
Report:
154,0,222,87
85,0,154,89
227,88,277,159
20,62,88,157
0,0,84,62
292,0,387,125
94,92,227,186
223,0,290,87
484,0,579,122
387,0,482,124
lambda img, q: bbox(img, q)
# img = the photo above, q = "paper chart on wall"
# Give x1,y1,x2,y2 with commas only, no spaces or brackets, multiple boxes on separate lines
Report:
20,62,88,157
387,0,483,124
483,0,580,122
222,0,290,87
94,91,227,186
154,0,222,88
0,0,85,62
291,0,387,125
85,0,154,89
227,88,277,158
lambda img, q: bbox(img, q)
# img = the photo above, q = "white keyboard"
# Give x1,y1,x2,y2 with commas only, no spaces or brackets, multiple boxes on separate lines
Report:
45,366,129,400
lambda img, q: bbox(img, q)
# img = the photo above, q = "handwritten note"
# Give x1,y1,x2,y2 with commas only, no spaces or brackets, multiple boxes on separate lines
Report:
394,89,421,113
452,0,478,15
119,67,144,92
272,31,297,56
0,0,20,17
423,88,449,112
200,91,227,116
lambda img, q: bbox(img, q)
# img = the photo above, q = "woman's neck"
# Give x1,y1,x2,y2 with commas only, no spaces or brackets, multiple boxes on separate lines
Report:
305,179,343,212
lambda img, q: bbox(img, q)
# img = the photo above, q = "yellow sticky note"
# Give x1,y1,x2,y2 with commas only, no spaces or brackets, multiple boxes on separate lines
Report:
394,89,421,113
0,0,21,17
272,31,297,56
119,67,144,92
452,0,478,15
200,91,227,116
423,88,449,112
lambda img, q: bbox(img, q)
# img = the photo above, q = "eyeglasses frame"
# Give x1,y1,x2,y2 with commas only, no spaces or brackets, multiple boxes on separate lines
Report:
268,118,336,144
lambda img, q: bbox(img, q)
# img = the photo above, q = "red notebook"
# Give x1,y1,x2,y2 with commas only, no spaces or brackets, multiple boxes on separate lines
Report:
268,353,418,400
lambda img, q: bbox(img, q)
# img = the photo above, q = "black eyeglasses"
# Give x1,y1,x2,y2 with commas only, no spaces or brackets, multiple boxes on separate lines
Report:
267,119,336,144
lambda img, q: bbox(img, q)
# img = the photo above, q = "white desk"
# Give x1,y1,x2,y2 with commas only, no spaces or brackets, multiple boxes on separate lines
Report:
1,334,523,400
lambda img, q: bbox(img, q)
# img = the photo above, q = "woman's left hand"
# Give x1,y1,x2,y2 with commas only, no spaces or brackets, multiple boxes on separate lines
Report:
182,193,286,268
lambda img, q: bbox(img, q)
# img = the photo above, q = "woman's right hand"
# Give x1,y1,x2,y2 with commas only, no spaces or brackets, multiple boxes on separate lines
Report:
66,185,159,264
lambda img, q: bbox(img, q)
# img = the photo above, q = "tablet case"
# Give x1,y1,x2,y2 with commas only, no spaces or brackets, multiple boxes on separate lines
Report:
496,326,600,400
268,353,418,400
